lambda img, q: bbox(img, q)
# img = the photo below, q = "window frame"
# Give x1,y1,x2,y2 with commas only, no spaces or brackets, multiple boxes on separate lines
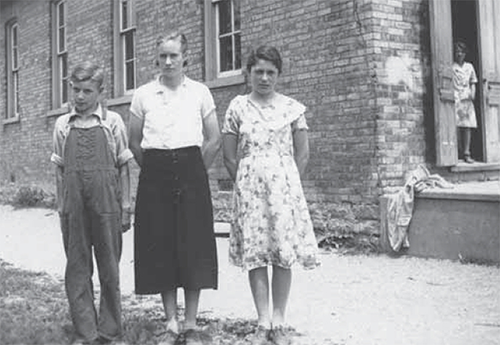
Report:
204,0,245,88
5,19,20,122
50,0,69,111
113,0,136,99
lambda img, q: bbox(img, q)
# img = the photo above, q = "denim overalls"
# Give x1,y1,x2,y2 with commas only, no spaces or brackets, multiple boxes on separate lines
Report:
60,114,122,342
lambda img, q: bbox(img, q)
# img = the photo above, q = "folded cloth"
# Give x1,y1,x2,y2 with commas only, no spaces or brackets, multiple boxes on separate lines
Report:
382,165,454,252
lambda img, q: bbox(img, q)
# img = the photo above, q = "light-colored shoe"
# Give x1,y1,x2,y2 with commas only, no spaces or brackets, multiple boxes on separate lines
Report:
249,325,271,345
269,326,292,345
157,329,179,345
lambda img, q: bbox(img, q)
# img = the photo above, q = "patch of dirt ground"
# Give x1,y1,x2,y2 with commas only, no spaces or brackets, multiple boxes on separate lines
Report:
0,205,499,345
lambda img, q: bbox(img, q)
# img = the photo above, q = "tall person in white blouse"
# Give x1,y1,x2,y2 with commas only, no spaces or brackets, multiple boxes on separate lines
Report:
129,31,220,345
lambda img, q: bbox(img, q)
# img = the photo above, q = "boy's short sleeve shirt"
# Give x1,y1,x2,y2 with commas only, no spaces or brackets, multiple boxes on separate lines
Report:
129,76,216,150
51,105,133,167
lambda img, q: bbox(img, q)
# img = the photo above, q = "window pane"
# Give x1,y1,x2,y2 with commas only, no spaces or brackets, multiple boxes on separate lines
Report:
124,31,134,60
14,72,19,115
235,33,241,69
12,47,18,70
58,2,65,26
219,35,233,72
59,27,65,52
121,0,128,30
61,55,68,103
233,0,240,31
12,25,18,46
125,61,135,90
218,0,231,35
12,25,18,70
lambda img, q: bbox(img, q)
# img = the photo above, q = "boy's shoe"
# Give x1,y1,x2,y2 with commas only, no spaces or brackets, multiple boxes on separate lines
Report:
158,329,179,345
269,326,292,345
95,336,127,345
184,328,205,345
249,325,271,345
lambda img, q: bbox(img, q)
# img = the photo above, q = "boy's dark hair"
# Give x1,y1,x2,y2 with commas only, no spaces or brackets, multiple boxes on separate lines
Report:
70,62,104,88
246,45,283,75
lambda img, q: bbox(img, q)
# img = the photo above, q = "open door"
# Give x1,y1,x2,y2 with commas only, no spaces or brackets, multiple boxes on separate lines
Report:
429,0,458,166
477,0,500,163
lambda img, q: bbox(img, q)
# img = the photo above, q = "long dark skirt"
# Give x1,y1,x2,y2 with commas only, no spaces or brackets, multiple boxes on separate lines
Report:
134,146,218,294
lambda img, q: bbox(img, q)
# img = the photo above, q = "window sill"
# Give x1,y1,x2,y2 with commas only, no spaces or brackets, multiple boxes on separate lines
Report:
107,94,133,107
2,115,20,125
205,74,246,89
47,106,70,118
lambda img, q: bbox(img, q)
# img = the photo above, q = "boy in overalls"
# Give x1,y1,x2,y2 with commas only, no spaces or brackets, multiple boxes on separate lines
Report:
51,62,133,344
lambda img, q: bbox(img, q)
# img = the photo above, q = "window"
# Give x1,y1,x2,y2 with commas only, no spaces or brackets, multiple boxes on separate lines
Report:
5,20,20,120
51,0,68,109
113,0,136,97
204,0,244,87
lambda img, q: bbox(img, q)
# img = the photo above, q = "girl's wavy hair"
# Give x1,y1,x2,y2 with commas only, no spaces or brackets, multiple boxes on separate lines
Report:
246,45,283,75
454,40,469,54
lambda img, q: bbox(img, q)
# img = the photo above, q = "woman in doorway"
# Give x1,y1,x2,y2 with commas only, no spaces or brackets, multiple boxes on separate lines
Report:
453,41,478,163
222,45,320,345
129,31,220,345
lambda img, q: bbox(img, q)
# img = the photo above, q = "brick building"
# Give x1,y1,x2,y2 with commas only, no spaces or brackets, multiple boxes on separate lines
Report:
1,0,499,235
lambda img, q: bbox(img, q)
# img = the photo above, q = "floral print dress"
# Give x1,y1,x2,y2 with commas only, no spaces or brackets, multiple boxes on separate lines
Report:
222,94,320,271
453,61,478,128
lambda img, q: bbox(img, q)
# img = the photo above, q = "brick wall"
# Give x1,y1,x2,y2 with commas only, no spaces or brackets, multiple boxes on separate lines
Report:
0,0,434,232
370,0,432,193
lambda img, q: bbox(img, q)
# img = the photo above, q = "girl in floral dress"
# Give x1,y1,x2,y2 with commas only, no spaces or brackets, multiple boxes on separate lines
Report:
222,45,319,345
453,41,478,163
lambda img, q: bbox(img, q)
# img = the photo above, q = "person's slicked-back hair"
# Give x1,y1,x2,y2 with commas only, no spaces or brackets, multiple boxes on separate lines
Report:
70,61,104,88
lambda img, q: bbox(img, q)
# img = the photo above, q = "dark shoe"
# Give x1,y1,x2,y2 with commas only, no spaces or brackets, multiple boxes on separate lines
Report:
269,326,291,345
158,329,179,345
465,155,475,164
184,328,204,345
249,326,271,345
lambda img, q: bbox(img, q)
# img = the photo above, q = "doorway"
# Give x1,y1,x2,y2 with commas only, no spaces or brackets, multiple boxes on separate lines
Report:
451,0,483,162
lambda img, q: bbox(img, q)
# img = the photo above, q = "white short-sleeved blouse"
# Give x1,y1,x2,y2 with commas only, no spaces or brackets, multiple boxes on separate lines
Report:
130,76,216,150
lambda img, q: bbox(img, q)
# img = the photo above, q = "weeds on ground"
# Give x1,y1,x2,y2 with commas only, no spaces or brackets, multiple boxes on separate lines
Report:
0,260,71,345
1,262,337,345
0,183,56,209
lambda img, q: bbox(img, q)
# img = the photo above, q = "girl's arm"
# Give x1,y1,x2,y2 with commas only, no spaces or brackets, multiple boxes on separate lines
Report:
201,110,222,170
222,133,238,181
129,114,144,168
293,129,310,178
470,83,476,101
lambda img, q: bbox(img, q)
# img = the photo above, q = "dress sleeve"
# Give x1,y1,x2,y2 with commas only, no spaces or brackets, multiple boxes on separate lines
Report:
469,63,478,84
288,97,308,131
292,113,309,131
222,97,241,135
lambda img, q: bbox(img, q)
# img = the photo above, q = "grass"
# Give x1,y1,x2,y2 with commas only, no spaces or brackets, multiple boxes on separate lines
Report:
0,260,71,345
1,261,334,345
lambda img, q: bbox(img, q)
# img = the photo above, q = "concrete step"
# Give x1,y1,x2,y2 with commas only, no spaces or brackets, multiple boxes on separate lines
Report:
407,180,500,264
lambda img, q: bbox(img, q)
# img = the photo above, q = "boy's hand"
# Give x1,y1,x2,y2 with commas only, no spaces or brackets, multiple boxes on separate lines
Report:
122,208,132,233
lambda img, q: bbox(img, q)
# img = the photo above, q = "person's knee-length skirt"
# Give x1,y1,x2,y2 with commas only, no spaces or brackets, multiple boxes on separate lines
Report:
134,146,218,294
